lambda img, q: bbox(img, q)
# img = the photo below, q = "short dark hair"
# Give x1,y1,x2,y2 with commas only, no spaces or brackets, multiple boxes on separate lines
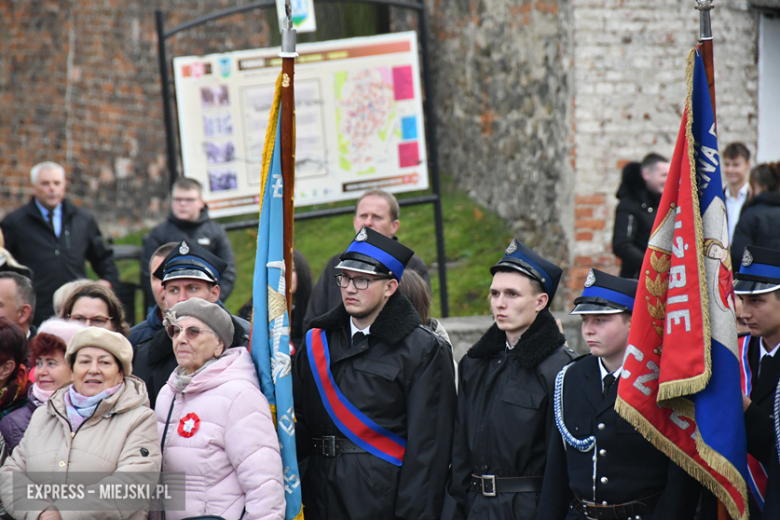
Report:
356,189,400,222
172,177,203,193
0,318,28,380
750,163,780,192
723,142,751,162
153,242,178,260
492,266,545,295
641,153,669,173
0,272,36,317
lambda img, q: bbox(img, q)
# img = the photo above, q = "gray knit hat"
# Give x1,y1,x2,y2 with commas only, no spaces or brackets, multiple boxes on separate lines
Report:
165,298,235,348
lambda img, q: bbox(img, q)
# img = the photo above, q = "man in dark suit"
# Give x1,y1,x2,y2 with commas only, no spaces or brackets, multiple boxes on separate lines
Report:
538,269,698,520
734,245,780,519
0,162,118,326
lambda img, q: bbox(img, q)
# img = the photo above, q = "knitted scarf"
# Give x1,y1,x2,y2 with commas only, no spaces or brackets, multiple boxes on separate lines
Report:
64,382,123,431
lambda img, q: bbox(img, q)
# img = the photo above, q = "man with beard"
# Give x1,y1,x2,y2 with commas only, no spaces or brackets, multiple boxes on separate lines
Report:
441,239,574,520
294,226,456,520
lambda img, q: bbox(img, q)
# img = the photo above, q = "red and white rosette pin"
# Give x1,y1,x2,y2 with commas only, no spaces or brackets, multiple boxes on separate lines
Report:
177,413,200,438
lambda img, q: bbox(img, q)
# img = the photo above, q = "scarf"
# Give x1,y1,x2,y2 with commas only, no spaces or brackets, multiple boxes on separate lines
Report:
64,382,123,431
0,364,31,418
31,383,55,406
172,357,220,393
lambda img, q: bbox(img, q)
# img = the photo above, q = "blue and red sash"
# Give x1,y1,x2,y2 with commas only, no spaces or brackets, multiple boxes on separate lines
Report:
738,334,768,510
306,328,406,466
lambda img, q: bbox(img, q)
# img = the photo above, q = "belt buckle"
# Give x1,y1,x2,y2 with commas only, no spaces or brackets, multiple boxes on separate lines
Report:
481,475,497,497
322,436,336,457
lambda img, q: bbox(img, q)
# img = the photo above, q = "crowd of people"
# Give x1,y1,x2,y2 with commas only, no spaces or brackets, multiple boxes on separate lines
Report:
0,156,777,520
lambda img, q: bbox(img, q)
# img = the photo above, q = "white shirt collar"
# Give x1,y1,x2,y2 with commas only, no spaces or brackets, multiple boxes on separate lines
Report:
725,183,749,201
599,358,623,388
350,319,370,339
759,338,780,363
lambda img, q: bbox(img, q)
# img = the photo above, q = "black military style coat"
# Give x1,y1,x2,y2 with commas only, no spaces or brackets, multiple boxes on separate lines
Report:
293,291,457,520
537,355,698,520
440,309,574,520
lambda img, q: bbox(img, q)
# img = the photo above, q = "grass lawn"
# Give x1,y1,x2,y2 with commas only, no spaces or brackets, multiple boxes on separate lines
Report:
111,175,513,322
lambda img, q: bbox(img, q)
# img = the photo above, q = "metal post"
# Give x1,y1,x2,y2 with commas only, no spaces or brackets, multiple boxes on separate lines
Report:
155,10,179,188
417,2,449,317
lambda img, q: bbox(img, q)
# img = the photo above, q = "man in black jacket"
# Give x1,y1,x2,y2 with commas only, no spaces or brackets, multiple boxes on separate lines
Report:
294,226,456,520
441,239,574,520
302,189,429,332
0,162,119,326
734,245,780,519
141,177,236,309
132,240,249,408
612,154,669,278
538,269,698,520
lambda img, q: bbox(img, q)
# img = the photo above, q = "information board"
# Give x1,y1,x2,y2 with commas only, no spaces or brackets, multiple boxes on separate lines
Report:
173,32,429,218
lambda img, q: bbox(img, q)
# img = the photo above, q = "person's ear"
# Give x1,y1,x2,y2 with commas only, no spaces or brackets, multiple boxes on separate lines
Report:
0,360,17,383
18,304,32,326
215,340,225,358
385,278,399,298
536,292,549,312
209,284,221,303
390,220,400,235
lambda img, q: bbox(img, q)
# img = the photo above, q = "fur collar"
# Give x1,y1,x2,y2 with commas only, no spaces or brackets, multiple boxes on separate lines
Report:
467,309,566,368
309,291,421,345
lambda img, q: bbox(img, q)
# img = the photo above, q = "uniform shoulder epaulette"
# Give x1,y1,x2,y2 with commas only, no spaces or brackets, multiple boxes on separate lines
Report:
565,352,590,366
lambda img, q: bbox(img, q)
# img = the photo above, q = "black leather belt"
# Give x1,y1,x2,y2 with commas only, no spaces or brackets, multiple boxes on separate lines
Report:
469,475,543,496
312,436,367,457
572,492,661,519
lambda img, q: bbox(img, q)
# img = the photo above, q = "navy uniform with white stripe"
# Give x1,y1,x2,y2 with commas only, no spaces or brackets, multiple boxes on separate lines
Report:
537,269,698,520
734,245,780,518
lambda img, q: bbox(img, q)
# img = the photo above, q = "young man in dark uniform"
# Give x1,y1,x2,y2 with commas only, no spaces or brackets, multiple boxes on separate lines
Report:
293,227,456,520
538,269,698,520
734,245,780,518
441,239,574,520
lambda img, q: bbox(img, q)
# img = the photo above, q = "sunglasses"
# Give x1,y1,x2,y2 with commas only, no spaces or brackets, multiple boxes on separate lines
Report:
166,324,218,341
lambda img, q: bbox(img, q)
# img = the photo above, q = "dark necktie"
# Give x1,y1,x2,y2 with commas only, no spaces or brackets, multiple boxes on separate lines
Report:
47,210,55,234
352,332,366,347
602,373,616,397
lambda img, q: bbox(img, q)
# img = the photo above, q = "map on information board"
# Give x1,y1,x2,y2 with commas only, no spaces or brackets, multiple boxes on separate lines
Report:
172,32,428,218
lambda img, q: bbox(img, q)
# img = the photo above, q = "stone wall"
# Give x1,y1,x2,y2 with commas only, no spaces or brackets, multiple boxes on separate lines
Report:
565,0,759,303
427,0,576,306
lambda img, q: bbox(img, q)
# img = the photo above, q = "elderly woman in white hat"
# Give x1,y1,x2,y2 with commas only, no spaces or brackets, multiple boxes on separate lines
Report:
0,327,161,520
157,298,284,520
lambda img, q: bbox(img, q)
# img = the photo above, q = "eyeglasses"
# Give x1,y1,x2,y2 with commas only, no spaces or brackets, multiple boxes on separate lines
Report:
335,274,389,290
173,197,199,204
166,324,218,341
68,315,113,328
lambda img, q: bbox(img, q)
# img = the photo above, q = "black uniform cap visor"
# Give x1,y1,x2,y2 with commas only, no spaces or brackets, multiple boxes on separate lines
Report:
335,259,384,277
570,302,628,315
489,260,544,285
162,268,217,284
733,279,780,295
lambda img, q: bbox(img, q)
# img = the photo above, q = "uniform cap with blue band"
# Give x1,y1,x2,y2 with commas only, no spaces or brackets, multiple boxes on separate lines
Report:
336,226,414,281
490,239,563,307
570,268,638,315
734,245,780,295
153,240,228,284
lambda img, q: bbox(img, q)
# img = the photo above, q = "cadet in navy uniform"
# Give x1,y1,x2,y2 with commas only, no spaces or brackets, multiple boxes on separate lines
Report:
537,269,698,520
734,245,780,519
441,240,574,520
293,227,456,520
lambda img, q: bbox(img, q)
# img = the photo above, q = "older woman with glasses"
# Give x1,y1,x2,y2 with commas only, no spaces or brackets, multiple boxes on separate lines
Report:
157,298,284,520
0,327,161,519
59,282,131,337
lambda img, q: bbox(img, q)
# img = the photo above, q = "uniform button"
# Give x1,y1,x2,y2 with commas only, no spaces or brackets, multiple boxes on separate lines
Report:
59,461,66,467
599,449,607,456
602,501,608,506
598,423,605,430
600,476,608,484
55,250,60,256
649,208,654,213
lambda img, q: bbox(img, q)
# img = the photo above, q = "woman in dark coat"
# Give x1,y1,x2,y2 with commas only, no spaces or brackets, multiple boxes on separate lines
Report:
731,163,780,269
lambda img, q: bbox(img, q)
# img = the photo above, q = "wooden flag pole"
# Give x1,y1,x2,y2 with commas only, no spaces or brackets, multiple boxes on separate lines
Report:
280,0,298,313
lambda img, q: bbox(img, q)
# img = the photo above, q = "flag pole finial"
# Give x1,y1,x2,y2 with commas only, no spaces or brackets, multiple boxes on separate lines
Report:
280,0,299,58
695,0,714,41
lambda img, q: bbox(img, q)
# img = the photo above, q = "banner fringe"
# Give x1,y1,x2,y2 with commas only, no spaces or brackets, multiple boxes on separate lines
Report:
257,73,284,217
615,397,747,520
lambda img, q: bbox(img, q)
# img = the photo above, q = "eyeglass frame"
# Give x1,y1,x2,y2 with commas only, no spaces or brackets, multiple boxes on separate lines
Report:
166,323,219,341
334,273,391,290
67,315,114,328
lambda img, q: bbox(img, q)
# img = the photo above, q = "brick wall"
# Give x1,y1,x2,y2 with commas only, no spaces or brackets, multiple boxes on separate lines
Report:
565,0,759,305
